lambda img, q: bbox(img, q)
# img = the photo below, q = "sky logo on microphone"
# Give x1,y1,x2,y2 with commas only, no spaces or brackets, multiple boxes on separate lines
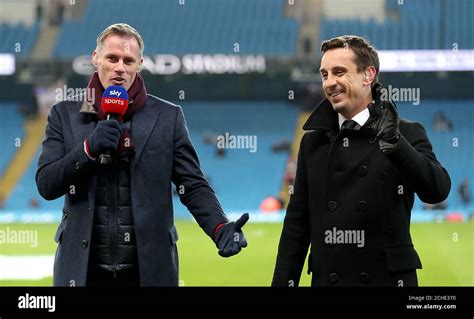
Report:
109,89,122,97
101,86,129,117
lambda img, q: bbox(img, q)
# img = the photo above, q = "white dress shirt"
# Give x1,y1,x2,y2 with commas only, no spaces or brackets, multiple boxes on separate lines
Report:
338,107,370,129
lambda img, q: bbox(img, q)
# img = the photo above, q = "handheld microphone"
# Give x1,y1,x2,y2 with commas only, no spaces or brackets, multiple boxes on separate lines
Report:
99,85,129,164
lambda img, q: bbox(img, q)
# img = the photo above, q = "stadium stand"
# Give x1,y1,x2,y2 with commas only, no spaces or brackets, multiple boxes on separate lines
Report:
319,0,474,50
0,103,25,175
172,101,298,216
2,99,472,218
53,0,299,57
397,100,474,211
0,21,40,57
0,100,298,216
1,0,472,223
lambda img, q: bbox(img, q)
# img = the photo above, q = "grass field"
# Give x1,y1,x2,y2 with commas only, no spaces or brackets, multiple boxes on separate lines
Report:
0,221,472,286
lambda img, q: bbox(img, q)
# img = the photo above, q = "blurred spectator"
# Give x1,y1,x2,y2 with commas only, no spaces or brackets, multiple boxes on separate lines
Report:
50,0,65,26
35,0,43,22
271,139,291,153
458,178,471,207
303,37,312,55
216,147,226,158
302,82,324,111
29,198,40,209
56,2,65,25
423,200,447,210
432,111,452,132
260,195,283,213
283,158,296,186
0,193,5,209
202,132,218,145
20,90,39,119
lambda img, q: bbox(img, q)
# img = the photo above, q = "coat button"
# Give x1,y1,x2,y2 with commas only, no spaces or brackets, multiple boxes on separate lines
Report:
81,240,88,248
328,201,338,212
358,166,368,176
74,162,81,170
360,272,369,284
62,213,68,220
368,137,377,144
329,273,339,284
357,201,367,212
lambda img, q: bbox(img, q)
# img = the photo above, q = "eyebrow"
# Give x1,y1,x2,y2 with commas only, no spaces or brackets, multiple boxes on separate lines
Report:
105,53,137,62
319,66,348,73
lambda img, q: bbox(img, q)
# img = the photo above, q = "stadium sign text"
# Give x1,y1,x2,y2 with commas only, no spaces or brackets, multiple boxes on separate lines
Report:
379,50,474,72
73,54,266,75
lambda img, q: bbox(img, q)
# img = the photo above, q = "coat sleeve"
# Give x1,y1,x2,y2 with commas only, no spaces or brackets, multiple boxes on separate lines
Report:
387,121,451,204
35,104,93,200
171,106,229,238
272,133,311,287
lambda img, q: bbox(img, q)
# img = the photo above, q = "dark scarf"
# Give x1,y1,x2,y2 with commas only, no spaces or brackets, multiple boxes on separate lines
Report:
85,71,147,160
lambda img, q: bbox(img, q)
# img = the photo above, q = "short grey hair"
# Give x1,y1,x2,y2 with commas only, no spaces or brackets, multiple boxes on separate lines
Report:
96,23,144,56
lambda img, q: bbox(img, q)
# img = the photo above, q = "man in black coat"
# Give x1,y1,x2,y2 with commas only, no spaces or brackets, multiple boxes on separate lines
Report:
36,23,248,287
272,35,451,287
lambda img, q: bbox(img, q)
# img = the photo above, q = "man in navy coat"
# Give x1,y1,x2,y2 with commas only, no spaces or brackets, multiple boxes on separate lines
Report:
36,23,248,287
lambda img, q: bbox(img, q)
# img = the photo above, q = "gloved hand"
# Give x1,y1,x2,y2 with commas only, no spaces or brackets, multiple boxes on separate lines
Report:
215,213,249,257
368,100,400,153
86,119,123,158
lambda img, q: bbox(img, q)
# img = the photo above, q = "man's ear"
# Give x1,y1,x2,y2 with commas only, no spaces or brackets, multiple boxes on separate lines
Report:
138,57,144,72
92,50,98,68
363,66,376,87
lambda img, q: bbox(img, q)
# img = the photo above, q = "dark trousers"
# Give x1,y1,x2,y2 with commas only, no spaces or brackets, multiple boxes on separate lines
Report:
87,267,140,287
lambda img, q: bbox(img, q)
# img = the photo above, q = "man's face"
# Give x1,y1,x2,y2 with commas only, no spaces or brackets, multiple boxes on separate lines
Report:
92,34,143,91
319,47,371,117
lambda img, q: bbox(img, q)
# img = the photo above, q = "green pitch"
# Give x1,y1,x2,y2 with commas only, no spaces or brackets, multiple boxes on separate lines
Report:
1,221,472,286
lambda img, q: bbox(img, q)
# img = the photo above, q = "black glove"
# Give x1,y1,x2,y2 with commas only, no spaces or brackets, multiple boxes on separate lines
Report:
87,119,123,158
368,100,400,153
215,213,249,257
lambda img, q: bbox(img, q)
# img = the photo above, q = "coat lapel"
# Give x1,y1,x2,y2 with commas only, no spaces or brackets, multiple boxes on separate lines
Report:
303,98,339,133
68,101,98,222
70,101,97,146
130,97,161,172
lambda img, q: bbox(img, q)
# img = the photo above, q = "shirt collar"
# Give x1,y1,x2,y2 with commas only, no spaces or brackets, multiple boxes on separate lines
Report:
338,107,371,129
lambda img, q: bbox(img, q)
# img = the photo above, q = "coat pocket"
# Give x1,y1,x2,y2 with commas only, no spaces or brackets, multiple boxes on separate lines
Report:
54,212,68,243
169,225,179,272
169,225,179,245
385,244,422,272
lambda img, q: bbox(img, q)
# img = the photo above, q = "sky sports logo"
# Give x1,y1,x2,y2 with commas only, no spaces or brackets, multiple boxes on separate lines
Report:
102,98,126,105
18,293,55,312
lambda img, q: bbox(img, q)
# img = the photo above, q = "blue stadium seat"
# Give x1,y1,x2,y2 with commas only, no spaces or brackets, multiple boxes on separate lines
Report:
319,0,473,50
1,100,472,217
1,100,298,218
0,22,39,57
53,0,299,57
0,103,25,175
